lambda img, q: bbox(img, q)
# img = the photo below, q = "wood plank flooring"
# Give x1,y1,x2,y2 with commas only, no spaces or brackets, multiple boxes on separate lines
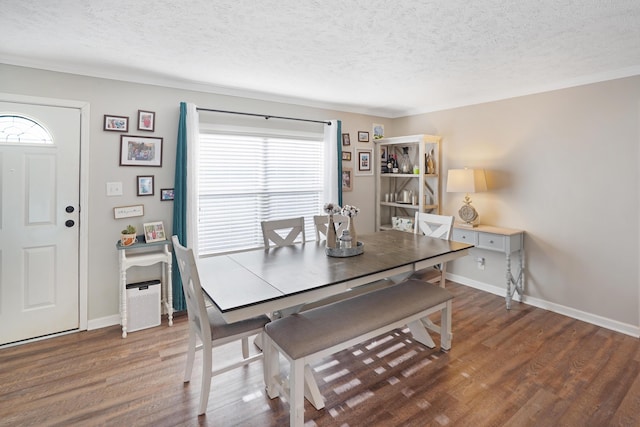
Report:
1,281,638,426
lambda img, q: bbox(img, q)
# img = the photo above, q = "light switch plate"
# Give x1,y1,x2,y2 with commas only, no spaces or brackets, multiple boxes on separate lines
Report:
107,181,123,196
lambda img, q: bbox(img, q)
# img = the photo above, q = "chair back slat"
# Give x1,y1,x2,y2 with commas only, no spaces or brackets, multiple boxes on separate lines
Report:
414,212,454,240
261,217,305,247
172,235,212,343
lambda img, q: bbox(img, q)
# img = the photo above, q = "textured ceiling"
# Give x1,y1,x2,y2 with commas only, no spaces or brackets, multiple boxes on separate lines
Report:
2,0,640,117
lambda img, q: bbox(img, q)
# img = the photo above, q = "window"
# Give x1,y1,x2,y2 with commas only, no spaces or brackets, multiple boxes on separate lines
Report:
0,115,53,144
198,128,325,255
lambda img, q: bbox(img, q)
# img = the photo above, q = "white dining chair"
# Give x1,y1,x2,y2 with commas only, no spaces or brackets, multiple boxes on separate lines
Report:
261,216,306,247
407,213,455,343
171,235,270,416
412,212,455,287
313,214,348,241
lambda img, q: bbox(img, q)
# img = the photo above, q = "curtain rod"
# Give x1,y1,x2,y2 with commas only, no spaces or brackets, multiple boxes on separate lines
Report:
196,107,332,125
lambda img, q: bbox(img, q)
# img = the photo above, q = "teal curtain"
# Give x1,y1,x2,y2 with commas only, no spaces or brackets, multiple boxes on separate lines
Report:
171,102,188,311
337,120,343,206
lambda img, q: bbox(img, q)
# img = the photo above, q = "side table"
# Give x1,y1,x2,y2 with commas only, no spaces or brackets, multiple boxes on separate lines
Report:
116,236,173,338
452,224,525,309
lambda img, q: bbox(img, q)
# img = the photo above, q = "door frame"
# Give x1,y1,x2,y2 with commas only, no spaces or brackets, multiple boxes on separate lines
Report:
1,92,90,332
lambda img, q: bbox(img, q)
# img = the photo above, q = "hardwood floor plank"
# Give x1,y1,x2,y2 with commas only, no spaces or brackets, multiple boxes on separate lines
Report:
557,331,640,425
611,368,640,426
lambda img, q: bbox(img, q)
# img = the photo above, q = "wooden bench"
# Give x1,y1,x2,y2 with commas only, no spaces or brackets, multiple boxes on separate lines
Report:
263,279,454,427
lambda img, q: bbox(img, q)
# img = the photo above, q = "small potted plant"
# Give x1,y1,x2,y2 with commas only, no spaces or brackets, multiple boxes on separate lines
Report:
120,224,137,246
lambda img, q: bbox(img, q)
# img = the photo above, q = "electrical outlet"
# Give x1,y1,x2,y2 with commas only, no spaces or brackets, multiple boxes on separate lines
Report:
476,257,485,270
106,181,123,196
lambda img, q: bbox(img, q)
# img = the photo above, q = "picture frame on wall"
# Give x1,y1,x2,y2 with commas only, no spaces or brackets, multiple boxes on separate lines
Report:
357,131,369,142
120,135,163,167
342,168,353,192
356,149,373,175
136,175,154,196
160,188,175,201
342,133,351,146
143,221,166,243
137,110,155,132
373,123,384,140
103,114,128,132
113,204,144,219
342,151,351,161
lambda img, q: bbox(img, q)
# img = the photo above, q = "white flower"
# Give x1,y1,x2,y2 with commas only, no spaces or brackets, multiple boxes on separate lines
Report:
341,204,360,217
324,202,341,214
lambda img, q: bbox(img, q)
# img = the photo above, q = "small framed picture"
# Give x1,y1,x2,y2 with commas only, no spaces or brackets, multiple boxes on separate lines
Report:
342,168,353,192
342,151,351,161
104,115,129,132
342,133,351,146
143,221,166,243
137,110,155,132
356,149,373,175
373,123,384,140
160,188,175,201
137,175,154,196
113,204,144,219
120,135,163,167
358,131,369,142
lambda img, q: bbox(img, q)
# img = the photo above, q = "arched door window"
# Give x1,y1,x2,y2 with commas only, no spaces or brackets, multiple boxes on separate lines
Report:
0,114,53,144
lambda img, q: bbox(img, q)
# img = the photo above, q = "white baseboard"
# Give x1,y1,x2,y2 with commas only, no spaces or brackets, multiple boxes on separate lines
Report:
87,314,120,331
447,273,640,338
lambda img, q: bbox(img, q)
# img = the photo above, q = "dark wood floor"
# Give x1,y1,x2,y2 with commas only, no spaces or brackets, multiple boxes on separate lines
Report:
1,281,639,427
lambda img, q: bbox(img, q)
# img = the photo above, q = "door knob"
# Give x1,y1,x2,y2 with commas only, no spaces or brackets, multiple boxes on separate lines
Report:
65,220,75,227
65,206,75,213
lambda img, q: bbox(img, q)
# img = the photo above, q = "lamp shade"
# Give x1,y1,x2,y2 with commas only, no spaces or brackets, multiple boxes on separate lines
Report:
446,168,487,193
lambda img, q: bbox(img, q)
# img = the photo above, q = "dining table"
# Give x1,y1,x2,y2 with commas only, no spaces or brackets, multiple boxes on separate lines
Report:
197,230,473,324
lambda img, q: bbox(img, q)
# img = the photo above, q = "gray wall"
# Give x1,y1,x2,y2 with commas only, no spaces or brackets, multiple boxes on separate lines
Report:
394,76,640,334
1,64,638,336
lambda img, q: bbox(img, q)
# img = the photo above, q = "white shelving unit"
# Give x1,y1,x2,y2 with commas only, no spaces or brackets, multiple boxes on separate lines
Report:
375,134,442,231
116,237,173,338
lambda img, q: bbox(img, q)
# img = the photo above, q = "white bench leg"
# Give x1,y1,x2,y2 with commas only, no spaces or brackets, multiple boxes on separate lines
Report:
304,364,325,410
291,359,306,427
407,319,436,348
421,317,441,334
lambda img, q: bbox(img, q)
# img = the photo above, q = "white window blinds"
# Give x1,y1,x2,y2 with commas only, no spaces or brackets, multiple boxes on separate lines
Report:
198,129,325,255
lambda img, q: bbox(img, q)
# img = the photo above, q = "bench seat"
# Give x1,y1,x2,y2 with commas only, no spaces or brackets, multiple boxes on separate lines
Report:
263,278,454,427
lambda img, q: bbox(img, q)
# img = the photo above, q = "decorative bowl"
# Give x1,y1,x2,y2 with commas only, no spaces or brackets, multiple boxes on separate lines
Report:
325,241,364,257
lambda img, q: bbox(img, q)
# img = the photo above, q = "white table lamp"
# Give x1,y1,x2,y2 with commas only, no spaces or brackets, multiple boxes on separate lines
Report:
447,168,487,227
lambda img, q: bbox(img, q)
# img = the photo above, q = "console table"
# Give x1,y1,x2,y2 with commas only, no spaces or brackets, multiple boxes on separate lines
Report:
451,224,525,309
116,236,173,337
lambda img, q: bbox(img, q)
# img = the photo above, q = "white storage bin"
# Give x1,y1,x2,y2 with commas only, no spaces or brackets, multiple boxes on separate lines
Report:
126,280,161,332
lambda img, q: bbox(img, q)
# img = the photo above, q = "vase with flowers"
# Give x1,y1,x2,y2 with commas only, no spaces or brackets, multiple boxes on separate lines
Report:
341,204,360,245
323,202,341,248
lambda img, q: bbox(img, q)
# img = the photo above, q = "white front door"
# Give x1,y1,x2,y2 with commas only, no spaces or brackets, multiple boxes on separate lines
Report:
0,101,81,345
